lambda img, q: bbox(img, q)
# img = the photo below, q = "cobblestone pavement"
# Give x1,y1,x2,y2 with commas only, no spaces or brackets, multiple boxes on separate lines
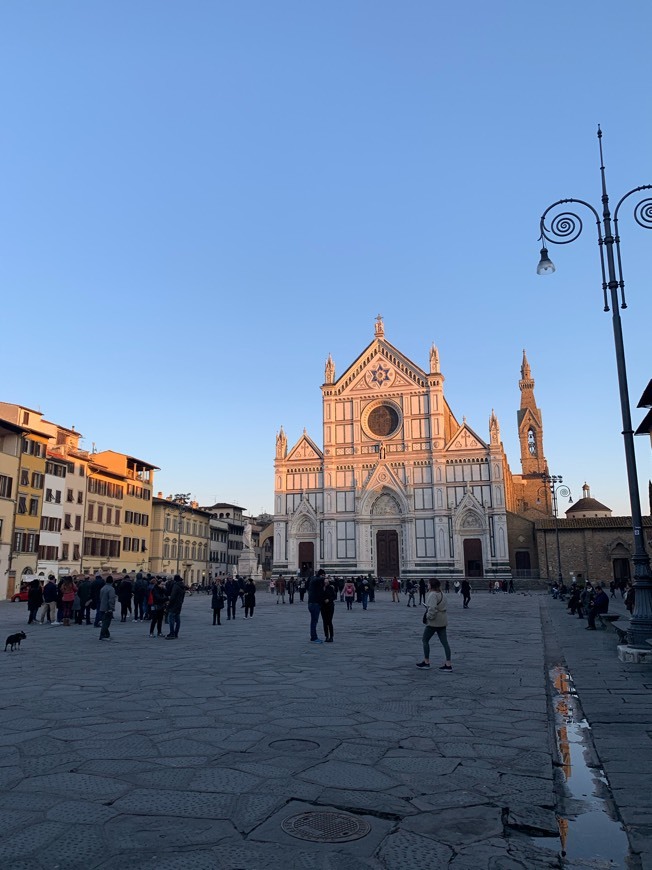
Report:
0,587,649,869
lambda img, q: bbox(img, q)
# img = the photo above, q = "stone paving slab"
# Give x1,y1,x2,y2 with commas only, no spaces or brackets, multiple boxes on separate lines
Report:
0,588,644,868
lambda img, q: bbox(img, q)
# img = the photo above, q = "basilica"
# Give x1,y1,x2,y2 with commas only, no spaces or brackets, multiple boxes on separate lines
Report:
273,317,551,581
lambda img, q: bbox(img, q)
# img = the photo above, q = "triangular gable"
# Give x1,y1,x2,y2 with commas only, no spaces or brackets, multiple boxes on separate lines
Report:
329,338,428,396
445,422,487,452
359,461,406,497
286,433,324,462
517,407,542,429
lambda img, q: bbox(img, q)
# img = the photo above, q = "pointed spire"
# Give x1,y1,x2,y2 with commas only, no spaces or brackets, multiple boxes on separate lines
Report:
325,353,335,384
519,349,535,398
429,343,440,374
374,314,384,338
275,426,287,459
489,409,500,445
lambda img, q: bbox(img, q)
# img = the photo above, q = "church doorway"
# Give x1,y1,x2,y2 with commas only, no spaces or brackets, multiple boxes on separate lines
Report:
463,538,484,577
298,542,314,577
376,530,399,577
612,558,631,585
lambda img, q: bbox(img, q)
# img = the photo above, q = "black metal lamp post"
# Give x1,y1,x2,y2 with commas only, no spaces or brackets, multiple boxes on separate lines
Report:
537,127,652,648
173,493,191,576
540,473,572,584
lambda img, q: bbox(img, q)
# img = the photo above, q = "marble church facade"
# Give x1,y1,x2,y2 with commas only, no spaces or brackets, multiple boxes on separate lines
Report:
273,317,544,582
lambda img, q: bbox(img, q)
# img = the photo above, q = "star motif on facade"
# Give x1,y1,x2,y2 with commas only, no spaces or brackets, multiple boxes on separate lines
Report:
370,364,391,387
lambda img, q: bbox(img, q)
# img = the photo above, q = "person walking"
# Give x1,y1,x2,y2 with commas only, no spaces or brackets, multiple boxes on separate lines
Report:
98,577,116,641
406,580,417,607
361,577,370,610
343,580,355,610
27,578,43,624
418,578,426,606
211,580,225,625
416,579,452,671
321,577,336,642
287,576,295,604
298,577,306,602
166,575,186,638
308,569,325,643
149,578,167,637
391,576,400,603
276,575,286,604
243,578,256,618
461,579,471,609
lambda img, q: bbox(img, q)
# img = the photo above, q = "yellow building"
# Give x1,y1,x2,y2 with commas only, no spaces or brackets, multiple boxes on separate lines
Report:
0,420,24,598
150,496,210,583
93,451,157,573
13,428,51,585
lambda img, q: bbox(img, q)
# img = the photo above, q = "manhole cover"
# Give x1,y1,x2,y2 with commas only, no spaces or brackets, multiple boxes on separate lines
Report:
281,810,371,843
269,738,320,751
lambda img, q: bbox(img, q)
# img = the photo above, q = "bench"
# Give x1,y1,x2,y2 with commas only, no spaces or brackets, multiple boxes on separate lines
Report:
597,613,629,642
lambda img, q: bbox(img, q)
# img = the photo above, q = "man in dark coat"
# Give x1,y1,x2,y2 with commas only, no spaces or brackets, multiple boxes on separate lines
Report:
586,584,609,630
166,575,186,639
224,578,239,620
308,569,325,643
77,575,93,625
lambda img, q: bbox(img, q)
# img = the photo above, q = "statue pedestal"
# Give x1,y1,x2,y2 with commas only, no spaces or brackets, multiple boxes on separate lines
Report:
237,549,258,578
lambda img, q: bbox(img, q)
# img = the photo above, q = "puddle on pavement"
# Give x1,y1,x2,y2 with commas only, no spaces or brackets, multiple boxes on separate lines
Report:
533,667,631,868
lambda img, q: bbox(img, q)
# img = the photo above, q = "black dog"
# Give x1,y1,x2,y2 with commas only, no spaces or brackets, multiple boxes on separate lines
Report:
5,631,26,652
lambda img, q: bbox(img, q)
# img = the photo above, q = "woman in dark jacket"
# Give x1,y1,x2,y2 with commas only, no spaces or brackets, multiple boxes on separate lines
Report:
211,581,225,625
149,579,167,637
243,579,256,618
27,579,43,624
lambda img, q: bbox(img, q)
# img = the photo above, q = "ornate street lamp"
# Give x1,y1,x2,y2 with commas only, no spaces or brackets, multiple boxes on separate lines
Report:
540,473,572,584
537,127,652,648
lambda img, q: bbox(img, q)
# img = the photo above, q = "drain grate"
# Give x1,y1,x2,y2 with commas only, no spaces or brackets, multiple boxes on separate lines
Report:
281,810,371,843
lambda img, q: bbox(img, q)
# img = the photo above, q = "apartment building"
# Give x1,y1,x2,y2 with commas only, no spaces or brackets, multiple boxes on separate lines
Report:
37,454,67,576
150,495,210,583
93,451,157,573
203,502,245,576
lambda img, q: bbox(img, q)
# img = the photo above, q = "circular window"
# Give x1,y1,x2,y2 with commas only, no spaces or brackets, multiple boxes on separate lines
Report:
362,400,402,440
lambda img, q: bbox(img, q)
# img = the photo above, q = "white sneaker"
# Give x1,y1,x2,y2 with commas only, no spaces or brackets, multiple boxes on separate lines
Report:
52,621,61,626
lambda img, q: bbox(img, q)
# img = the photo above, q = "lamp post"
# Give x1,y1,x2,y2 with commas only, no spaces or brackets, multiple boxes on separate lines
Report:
172,493,190,577
537,127,652,648
540,474,572,584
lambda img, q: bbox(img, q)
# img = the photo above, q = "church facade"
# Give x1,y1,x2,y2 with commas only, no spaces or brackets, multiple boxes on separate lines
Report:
273,317,549,581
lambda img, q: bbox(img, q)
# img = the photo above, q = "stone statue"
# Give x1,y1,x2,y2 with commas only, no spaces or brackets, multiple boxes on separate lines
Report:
243,522,253,551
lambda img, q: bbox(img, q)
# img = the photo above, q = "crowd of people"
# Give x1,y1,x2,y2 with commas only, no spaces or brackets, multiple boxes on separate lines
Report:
550,576,634,630
21,572,187,640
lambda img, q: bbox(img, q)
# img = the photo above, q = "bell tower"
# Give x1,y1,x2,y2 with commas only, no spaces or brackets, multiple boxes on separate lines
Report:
516,351,550,513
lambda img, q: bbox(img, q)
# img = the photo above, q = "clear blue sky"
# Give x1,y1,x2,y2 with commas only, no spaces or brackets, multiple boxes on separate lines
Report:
1,1,650,516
